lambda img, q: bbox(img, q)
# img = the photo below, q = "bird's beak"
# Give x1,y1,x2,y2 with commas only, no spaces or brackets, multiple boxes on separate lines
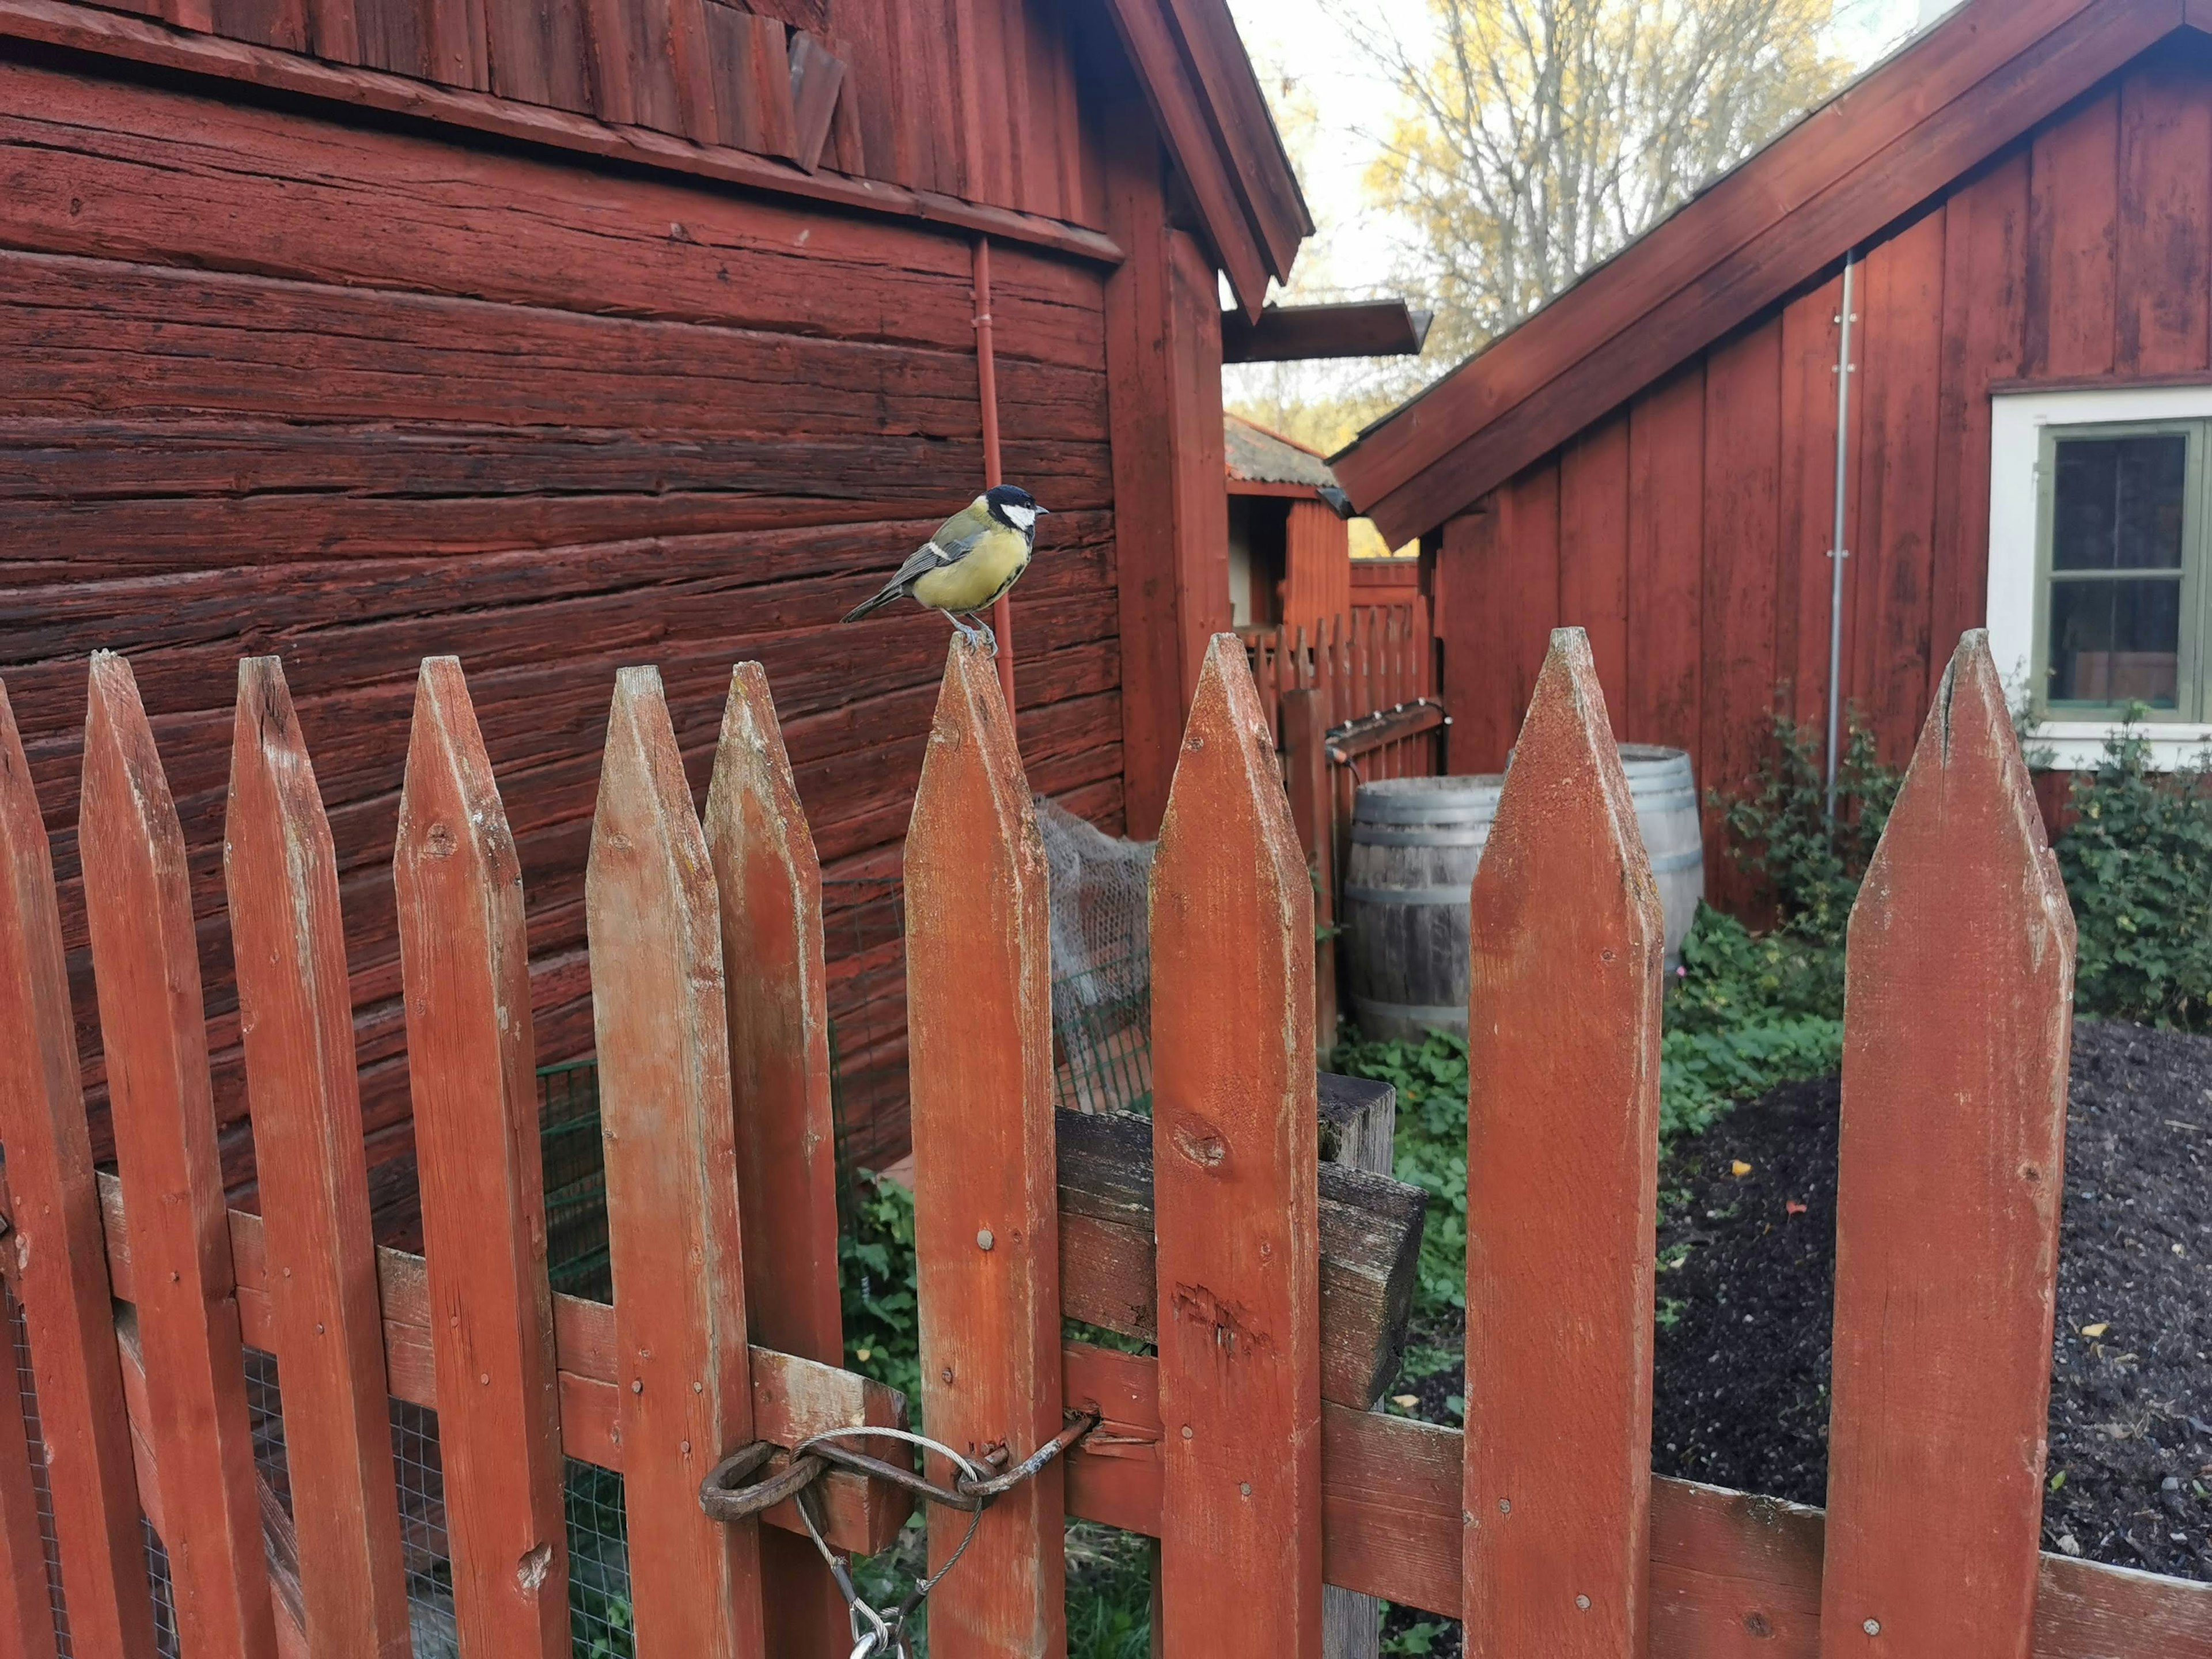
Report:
1037,506,1053,514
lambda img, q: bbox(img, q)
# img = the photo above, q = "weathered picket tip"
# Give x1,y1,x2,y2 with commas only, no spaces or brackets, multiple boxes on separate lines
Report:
224,658,412,1659
703,662,851,1655
81,653,278,1659
1463,626,1661,1659
589,666,766,1659
1151,631,1321,1659
905,634,1065,1656
394,657,570,1659
0,680,157,1659
1821,629,2076,1659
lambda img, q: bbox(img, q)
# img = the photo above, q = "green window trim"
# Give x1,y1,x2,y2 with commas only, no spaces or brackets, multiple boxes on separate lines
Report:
2032,418,2207,724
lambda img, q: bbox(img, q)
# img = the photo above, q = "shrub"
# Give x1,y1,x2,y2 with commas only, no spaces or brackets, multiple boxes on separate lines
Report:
1715,711,1902,946
2055,724,2212,1032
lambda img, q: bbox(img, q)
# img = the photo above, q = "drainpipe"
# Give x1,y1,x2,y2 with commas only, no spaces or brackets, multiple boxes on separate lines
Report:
972,236,1018,737
1824,251,1857,819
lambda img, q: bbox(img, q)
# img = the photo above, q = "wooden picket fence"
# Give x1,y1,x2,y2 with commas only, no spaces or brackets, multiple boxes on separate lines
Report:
1240,597,1441,781
2,627,2210,1659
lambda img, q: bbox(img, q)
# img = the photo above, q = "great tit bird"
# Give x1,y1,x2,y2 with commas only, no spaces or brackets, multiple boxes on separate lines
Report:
842,484,1050,654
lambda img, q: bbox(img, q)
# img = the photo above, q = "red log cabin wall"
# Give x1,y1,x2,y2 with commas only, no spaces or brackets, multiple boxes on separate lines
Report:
1443,44,2212,912
0,2,1174,1204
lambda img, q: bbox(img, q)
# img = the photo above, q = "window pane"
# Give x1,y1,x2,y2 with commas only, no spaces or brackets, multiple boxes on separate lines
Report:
2051,434,2187,571
2047,577,2182,706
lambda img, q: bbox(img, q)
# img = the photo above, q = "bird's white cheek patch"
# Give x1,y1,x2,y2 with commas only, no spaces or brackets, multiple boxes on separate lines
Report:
1005,504,1037,532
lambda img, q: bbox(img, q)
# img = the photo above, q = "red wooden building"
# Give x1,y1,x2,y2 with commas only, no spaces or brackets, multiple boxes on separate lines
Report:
1334,0,2212,904
0,0,1307,1191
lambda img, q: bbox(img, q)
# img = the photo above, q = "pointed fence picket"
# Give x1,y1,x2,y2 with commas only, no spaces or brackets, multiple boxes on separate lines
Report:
1,625,2209,1659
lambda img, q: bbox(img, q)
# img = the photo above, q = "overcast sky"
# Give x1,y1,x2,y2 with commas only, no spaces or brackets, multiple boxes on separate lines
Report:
1221,0,1937,308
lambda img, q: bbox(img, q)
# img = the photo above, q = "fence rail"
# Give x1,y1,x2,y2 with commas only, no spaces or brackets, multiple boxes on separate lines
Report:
1,627,2209,1659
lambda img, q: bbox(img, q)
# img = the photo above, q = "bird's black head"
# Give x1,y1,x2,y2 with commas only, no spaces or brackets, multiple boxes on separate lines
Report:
984,484,1048,534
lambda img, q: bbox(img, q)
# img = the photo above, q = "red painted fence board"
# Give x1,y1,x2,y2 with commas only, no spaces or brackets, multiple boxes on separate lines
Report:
588,665,766,1657
78,653,276,1659
905,637,1065,1657
393,656,570,1658
222,657,411,1659
1151,634,1322,1658
0,680,155,1658
704,661,850,1658
1819,630,2076,1659
1461,627,1663,1658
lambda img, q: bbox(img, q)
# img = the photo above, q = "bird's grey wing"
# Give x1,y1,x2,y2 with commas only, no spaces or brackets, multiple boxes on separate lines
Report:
880,539,960,595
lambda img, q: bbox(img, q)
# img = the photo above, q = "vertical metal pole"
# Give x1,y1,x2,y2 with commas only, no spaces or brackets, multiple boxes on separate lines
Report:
1824,251,1858,819
973,236,1018,735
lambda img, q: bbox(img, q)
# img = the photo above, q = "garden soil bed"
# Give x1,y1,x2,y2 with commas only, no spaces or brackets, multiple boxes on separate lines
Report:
1382,1018,2212,1653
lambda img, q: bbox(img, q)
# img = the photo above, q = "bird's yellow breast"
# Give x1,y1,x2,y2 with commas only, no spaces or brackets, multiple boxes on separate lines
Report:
912,525,1031,613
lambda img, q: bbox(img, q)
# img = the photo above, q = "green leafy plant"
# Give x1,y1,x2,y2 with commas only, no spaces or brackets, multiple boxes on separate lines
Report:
1715,710,1903,946
2054,721,2212,1031
1328,1028,1470,1321
840,1170,922,1406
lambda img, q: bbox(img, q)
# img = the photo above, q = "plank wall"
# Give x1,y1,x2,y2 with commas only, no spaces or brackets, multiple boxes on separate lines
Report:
0,50,1124,1202
1444,47,2212,911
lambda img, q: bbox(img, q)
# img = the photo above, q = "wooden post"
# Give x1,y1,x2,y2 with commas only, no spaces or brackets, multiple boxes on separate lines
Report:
1281,686,1339,1054
1462,627,1662,1659
1819,630,2075,1659
393,657,569,1659
0,682,154,1658
78,653,277,1659
1152,634,1322,1659
223,658,412,1659
1320,1074,1397,1659
906,636,1065,1656
589,667,767,1658
704,662,850,1658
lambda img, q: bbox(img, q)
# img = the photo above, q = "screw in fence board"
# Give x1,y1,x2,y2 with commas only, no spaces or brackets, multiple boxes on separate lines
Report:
1462,628,1661,1659
704,663,850,1657
0,683,155,1656
77,654,278,1659
905,636,1065,1656
589,667,767,1657
1150,634,1322,1659
1819,631,2075,1659
393,657,570,1659
223,658,412,1659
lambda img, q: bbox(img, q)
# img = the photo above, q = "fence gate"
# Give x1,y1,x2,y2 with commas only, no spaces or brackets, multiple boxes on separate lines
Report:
2,627,2211,1659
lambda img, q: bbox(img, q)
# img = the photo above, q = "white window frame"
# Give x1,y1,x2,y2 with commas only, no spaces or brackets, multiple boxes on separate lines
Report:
1989,384,2212,769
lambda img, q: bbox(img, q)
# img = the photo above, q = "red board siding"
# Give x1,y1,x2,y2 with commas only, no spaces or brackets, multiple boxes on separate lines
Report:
1445,50,2212,905
0,62,1122,1197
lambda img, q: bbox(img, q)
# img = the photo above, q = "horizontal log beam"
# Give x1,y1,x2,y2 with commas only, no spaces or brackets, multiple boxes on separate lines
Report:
1056,1344,2212,1656
1055,1089,1425,1410
1221,300,1433,363
1325,699,1447,764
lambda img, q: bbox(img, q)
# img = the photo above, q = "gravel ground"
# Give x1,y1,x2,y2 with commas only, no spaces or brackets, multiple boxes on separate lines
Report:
1381,1018,2212,1653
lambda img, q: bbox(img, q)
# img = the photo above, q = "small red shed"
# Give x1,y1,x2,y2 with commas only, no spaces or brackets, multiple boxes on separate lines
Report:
1334,0,2212,906
0,0,1306,1186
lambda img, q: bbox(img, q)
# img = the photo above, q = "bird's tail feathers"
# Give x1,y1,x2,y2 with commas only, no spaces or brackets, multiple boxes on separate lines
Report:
842,585,901,623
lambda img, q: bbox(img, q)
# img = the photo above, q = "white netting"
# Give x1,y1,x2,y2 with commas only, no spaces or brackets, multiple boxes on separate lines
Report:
1035,797,1154,1113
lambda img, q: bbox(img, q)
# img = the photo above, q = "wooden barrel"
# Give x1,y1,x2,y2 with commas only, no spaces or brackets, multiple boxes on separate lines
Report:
1341,750,1704,1040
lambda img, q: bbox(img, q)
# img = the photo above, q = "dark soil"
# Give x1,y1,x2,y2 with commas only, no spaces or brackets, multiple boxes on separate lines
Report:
1380,1019,2212,1654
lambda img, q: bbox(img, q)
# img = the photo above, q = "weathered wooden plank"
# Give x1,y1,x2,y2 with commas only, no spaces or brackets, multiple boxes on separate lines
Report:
1558,411,1631,730
589,666,766,1657
0,2,1127,269
708,4,797,159
77,653,275,1659
221,657,411,1659
1931,149,2030,688
1849,207,1946,762
703,662,850,1658
1058,1344,2212,1657
1627,362,1707,759
1055,1101,1422,1411
1819,630,2076,1658
2116,62,2212,377
481,0,591,111
786,30,845,172
1462,627,1662,1657
1152,634,1321,1658
0,683,153,1657
906,637,1065,1656
392,656,569,1659
2026,84,2120,380
1700,316,1782,910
